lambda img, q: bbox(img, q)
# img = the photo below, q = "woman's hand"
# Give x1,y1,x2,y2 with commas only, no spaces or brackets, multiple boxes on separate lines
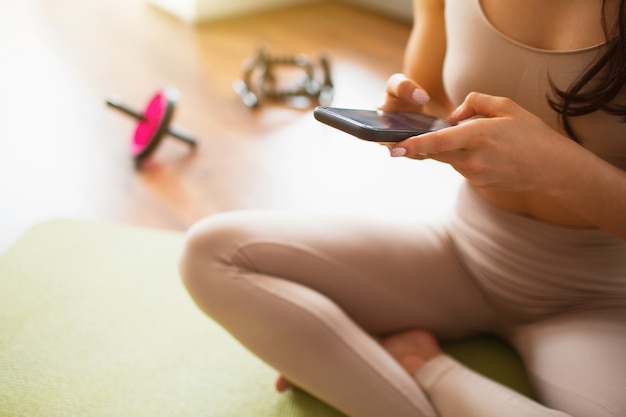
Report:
390,92,579,193
378,73,431,113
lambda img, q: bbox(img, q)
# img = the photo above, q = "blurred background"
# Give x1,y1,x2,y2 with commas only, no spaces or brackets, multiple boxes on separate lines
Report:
0,0,462,253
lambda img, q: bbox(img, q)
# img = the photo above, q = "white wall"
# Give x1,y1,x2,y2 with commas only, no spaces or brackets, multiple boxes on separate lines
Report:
148,0,413,23
199,0,324,21
148,0,320,22
148,0,197,22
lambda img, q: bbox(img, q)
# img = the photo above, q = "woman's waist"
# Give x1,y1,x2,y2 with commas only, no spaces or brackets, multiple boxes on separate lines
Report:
451,183,626,266
449,183,626,318
475,187,594,229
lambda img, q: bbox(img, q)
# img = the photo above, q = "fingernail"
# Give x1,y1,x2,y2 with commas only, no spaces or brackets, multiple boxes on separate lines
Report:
449,105,462,122
390,147,407,157
412,89,430,105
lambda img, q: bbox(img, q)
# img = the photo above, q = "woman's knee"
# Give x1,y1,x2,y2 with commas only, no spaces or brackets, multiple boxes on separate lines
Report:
178,211,255,296
510,309,626,417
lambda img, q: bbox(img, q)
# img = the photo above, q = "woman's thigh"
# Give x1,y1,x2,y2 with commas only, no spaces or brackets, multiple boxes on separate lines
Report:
181,210,494,338
179,210,499,417
507,308,626,417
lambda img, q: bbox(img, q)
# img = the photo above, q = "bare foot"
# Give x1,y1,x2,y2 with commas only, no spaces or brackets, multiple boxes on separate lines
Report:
380,329,442,375
274,374,296,392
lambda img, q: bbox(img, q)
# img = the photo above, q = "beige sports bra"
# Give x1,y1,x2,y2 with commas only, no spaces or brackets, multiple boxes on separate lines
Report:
443,0,626,169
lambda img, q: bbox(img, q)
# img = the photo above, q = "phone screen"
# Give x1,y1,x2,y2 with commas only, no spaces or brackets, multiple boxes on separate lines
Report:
314,106,450,142
333,109,448,131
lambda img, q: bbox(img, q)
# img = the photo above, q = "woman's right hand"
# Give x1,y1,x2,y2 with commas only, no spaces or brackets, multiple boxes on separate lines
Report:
378,73,431,114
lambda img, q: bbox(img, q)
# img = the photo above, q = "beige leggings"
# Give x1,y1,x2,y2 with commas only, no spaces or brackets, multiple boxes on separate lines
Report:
179,183,626,417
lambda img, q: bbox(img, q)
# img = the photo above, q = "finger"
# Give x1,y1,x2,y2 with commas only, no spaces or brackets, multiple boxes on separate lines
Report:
449,92,516,124
425,150,470,168
386,73,430,106
399,149,480,185
378,93,422,113
391,126,472,157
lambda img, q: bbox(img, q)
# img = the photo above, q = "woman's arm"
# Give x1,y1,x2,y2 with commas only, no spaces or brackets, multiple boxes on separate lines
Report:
542,137,626,240
380,0,453,117
390,92,626,240
404,0,454,118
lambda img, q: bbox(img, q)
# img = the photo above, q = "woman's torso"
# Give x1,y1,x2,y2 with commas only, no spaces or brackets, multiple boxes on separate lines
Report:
442,0,626,227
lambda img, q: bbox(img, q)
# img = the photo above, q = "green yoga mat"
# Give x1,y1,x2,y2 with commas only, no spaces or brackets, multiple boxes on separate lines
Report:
0,220,534,417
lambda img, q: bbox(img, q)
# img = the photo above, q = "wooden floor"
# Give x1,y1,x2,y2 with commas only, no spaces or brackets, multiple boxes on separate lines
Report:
0,0,462,253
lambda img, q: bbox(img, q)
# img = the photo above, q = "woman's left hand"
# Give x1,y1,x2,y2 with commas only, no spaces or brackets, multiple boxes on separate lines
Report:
389,92,577,193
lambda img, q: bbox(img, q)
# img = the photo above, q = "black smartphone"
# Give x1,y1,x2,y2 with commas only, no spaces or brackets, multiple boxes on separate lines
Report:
314,106,449,143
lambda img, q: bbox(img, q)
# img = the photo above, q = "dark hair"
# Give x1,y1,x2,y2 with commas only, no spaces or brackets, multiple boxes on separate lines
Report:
548,0,626,141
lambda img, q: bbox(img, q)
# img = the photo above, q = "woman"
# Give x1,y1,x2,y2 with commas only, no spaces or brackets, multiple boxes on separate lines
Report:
179,0,626,416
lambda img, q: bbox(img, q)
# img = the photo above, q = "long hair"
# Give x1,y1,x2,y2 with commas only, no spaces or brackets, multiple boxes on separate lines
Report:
548,0,626,141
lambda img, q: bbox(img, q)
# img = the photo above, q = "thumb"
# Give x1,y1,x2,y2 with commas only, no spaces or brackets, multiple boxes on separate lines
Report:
449,92,515,123
386,73,430,106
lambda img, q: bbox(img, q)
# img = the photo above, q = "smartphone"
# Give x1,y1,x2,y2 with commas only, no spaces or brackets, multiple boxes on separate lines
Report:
314,106,449,143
